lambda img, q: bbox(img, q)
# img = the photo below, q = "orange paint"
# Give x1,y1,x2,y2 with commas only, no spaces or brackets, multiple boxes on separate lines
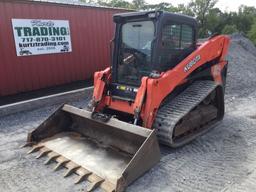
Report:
92,35,230,129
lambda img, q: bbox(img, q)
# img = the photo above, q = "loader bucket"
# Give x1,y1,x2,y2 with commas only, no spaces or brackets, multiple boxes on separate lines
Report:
24,104,160,192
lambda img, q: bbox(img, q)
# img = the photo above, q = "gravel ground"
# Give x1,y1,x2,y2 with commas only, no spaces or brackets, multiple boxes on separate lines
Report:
0,35,256,192
226,34,256,98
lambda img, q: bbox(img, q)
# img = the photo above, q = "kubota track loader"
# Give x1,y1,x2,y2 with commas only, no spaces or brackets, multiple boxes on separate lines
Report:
24,11,230,192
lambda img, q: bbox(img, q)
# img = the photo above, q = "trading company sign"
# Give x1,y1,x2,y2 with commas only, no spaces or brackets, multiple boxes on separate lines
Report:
12,19,72,56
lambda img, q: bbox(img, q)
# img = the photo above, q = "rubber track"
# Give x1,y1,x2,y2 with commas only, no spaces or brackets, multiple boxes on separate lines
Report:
154,80,218,147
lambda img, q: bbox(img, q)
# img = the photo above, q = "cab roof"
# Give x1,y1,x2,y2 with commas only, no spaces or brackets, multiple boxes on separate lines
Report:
113,10,197,27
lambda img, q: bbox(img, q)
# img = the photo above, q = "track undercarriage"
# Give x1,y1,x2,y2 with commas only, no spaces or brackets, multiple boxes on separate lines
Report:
155,81,224,147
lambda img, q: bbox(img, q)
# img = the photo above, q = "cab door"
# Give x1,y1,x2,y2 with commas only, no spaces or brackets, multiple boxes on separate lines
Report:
155,21,196,72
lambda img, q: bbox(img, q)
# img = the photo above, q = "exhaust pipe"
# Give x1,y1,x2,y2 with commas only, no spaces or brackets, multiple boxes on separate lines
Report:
24,104,160,192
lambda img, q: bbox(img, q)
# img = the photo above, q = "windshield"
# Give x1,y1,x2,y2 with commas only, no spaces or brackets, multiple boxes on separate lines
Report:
117,20,155,86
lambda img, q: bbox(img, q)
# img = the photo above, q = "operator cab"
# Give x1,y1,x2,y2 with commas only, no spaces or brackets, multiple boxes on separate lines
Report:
109,11,197,101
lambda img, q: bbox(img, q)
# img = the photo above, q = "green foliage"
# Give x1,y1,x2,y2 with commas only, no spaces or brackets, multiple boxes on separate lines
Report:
228,6,256,34
79,0,95,3
221,25,238,34
248,20,256,45
97,0,132,8
79,0,256,42
131,0,145,9
204,8,221,33
188,0,218,37
143,2,173,11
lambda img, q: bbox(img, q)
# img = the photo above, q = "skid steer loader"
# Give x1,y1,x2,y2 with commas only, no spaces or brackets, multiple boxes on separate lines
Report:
24,11,230,192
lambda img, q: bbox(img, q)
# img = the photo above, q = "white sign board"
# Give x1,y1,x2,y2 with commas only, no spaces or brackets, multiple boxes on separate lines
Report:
12,19,72,56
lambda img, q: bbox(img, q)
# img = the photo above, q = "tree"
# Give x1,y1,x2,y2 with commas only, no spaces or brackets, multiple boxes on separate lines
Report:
173,4,195,16
79,0,256,44
80,0,96,3
236,6,256,33
248,20,256,45
221,25,238,34
131,0,145,9
97,0,131,8
188,0,218,37
143,2,172,11
204,8,222,34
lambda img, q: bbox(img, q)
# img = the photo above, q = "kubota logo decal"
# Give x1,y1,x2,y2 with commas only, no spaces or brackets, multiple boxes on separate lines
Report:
184,55,201,72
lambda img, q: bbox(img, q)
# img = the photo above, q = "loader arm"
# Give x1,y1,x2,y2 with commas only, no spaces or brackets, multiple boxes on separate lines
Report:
142,35,230,127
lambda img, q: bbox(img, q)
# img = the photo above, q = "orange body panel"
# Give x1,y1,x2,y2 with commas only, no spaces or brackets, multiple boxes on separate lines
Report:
92,35,230,129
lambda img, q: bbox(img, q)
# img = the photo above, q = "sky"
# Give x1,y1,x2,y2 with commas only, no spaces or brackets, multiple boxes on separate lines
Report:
142,0,256,12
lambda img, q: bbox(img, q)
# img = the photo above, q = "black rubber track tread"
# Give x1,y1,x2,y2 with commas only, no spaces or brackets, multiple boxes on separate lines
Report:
154,80,218,147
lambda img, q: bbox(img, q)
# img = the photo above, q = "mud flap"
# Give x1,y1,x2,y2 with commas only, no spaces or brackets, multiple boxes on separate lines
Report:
24,104,160,192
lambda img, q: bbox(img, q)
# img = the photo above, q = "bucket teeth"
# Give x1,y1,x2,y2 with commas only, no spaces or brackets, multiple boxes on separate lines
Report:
44,154,60,165
74,170,92,184
87,178,104,192
53,160,70,171
20,142,34,148
64,165,81,177
36,149,51,159
27,145,43,154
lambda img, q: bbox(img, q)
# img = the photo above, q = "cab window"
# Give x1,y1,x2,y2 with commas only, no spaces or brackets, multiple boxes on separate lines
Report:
181,25,193,49
160,23,194,71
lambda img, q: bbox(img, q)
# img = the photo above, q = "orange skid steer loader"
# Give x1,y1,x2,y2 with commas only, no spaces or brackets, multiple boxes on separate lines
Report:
24,11,230,192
